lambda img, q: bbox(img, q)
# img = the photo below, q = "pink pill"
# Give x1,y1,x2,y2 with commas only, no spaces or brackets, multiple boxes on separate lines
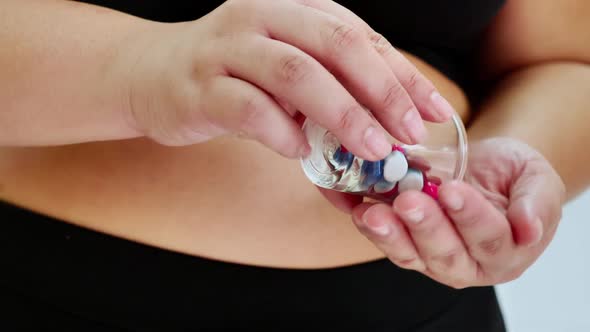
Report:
391,144,405,153
423,181,439,200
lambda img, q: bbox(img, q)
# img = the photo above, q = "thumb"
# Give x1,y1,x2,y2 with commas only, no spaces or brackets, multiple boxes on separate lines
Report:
506,193,544,247
506,166,562,247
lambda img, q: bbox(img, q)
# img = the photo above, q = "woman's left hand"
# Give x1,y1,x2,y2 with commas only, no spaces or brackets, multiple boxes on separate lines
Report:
348,137,565,288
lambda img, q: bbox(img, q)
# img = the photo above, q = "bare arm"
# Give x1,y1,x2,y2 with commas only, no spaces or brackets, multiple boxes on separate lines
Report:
0,0,153,145
468,63,590,200
2,0,460,163
469,0,590,200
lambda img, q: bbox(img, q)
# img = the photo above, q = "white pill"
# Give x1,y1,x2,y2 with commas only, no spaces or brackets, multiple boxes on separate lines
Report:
398,169,424,192
383,151,408,182
374,180,397,194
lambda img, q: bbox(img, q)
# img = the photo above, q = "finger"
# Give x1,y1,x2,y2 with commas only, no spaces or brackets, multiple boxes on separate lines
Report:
317,187,362,214
352,203,426,271
264,0,427,144
292,0,455,122
274,96,298,117
438,181,516,271
293,111,307,127
225,35,390,161
199,76,309,158
370,35,455,122
393,190,478,285
506,165,565,247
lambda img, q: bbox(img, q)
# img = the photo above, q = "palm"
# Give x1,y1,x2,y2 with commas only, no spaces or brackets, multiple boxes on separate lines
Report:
464,138,535,212
346,137,566,287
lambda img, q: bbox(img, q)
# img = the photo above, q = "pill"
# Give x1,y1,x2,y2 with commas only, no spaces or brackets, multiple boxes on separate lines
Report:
374,179,397,194
423,181,439,200
391,144,405,153
398,168,424,192
333,146,353,168
361,160,383,186
383,150,408,182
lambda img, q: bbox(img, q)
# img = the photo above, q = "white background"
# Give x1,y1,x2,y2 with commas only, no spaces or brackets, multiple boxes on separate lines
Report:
497,190,590,332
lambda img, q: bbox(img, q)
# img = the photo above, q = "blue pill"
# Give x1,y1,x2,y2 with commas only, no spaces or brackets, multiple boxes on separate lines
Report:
333,147,353,168
361,160,383,186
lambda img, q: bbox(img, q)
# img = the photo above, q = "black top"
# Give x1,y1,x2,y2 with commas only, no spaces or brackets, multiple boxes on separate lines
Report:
1,200,506,331
77,0,506,88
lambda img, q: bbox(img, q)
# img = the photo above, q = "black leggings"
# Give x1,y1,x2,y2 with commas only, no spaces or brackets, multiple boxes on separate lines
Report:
0,201,506,331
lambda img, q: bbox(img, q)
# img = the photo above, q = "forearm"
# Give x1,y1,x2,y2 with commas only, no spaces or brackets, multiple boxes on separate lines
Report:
467,62,590,200
0,0,155,146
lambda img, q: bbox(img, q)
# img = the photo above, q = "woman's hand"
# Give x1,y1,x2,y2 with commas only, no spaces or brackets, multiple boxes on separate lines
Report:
114,0,455,161
350,137,566,288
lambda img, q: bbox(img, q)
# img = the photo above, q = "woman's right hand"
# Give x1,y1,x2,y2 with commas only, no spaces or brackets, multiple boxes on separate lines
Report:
117,0,456,161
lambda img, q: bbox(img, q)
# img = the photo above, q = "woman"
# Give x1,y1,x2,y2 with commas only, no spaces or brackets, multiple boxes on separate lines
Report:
1,0,588,330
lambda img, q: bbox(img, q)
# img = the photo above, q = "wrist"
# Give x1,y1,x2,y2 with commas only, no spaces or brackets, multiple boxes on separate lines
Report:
102,19,170,139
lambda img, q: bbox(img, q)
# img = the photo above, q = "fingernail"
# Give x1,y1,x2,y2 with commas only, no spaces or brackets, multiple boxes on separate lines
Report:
402,108,427,143
364,126,390,159
362,213,391,236
528,218,544,247
399,207,424,224
430,92,455,121
441,189,464,211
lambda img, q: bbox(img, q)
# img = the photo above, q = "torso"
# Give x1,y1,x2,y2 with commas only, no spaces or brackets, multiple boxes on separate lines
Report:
0,0,504,268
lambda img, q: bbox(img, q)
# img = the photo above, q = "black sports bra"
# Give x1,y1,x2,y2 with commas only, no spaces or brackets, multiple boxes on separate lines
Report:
78,0,506,88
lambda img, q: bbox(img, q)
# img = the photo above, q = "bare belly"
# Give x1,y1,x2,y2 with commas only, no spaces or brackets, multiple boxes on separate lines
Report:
0,52,469,268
